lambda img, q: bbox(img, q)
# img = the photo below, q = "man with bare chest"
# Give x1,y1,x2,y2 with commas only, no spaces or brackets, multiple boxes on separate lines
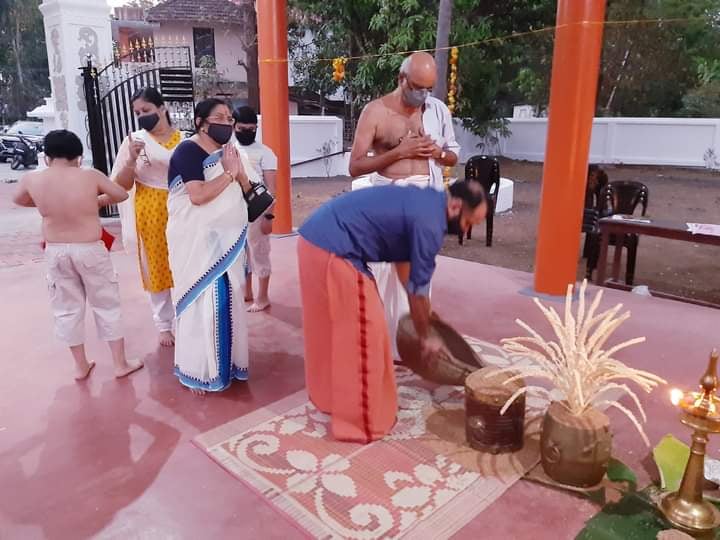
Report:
348,51,461,359
349,51,460,188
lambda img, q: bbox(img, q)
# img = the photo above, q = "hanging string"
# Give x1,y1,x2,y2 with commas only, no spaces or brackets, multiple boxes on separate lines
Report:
265,16,702,67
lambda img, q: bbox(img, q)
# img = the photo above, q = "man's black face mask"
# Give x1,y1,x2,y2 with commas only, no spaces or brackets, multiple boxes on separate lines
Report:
235,128,257,146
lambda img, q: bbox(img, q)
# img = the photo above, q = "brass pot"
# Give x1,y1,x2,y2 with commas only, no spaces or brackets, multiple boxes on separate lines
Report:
396,314,483,386
540,401,612,487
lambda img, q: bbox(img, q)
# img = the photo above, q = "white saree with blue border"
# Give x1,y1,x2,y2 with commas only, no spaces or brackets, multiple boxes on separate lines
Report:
167,149,250,391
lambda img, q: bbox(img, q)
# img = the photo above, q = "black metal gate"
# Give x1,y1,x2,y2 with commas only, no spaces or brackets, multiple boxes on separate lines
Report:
82,43,195,177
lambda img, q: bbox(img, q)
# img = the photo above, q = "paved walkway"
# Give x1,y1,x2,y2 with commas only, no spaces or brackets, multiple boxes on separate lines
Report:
1,169,718,538
0,174,44,269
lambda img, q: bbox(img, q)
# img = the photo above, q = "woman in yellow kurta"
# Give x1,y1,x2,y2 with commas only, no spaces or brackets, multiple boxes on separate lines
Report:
111,87,183,347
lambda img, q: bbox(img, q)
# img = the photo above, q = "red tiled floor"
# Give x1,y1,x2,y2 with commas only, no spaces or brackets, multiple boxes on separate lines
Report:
1,235,718,539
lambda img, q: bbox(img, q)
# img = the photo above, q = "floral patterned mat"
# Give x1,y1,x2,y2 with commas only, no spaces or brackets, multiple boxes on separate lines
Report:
195,338,545,539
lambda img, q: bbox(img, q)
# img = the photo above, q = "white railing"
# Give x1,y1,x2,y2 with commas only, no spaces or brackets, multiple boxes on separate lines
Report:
455,117,720,168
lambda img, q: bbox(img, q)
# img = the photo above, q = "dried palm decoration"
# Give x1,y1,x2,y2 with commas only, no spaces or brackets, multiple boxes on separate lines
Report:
497,280,666,445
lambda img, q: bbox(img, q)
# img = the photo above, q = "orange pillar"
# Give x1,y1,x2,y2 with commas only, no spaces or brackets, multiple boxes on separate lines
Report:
257,0,292,233
533,0,606,295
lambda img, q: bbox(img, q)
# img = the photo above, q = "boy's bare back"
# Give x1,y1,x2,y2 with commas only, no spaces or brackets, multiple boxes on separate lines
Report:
17,166,127,243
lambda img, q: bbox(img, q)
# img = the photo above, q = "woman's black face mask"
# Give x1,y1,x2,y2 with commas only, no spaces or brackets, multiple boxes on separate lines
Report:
206,123,234,145
235,128,257,146
138,113,160,132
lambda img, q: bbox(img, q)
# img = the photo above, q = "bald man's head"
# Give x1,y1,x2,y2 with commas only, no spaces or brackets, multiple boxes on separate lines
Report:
398,52,436,109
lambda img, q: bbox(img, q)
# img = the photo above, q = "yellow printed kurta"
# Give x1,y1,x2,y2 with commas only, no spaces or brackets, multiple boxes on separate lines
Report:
132,130,182,293
136,182,173,292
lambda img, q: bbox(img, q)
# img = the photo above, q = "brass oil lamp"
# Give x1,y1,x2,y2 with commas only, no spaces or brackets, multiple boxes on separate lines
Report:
660,350,720,537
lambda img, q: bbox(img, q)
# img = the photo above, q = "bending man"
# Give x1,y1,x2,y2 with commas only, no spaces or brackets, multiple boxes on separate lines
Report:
297,181,486,443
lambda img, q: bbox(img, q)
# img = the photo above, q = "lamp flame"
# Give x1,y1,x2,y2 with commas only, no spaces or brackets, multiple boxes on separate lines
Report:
670,388,684,406
692,393,718,415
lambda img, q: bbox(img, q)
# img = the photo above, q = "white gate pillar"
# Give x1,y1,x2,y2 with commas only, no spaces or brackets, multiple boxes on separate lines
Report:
39,0,113,153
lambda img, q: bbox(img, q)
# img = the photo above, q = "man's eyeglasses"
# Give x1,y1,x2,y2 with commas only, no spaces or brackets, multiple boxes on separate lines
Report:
207,115,235,124
405,79,433,92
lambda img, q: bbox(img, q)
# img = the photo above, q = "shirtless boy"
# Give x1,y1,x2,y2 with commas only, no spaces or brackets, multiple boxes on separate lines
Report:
13,130,144,380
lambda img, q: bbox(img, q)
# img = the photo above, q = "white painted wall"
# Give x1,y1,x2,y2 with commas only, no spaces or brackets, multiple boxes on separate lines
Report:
256,115,347,178
455,117,720,168
154,22,247,82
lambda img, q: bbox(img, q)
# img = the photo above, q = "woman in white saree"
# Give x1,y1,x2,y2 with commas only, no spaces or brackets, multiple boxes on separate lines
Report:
166,99,255,392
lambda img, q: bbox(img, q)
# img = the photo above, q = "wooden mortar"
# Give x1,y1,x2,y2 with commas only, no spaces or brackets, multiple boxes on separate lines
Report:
540,401,612,487
465,367,526,454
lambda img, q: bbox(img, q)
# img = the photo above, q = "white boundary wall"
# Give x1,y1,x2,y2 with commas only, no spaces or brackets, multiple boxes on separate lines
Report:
455,117,720,168
257,114,348,178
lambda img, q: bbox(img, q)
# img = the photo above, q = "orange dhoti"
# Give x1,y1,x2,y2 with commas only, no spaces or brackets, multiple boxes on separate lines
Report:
297,237,397,443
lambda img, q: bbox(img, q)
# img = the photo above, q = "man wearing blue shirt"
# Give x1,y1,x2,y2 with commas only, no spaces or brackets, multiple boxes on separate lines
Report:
297,181,487,443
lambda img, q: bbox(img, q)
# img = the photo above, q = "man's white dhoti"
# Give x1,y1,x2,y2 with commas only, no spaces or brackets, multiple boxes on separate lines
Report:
355,173,432,359
45,242,124,346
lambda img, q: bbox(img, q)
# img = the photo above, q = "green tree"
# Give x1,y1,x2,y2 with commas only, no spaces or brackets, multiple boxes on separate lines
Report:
599,0,720,117
289,0,395,100
432,0,453,101
478,0,720,119
0,0,49,122
459,0,556,130
236,0,259,111
288,0,395,131
289,0,499,136
680,81,720,117
288,0,720,141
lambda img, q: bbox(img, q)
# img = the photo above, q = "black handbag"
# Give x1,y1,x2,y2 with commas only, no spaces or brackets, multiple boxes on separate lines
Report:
244,182,275,222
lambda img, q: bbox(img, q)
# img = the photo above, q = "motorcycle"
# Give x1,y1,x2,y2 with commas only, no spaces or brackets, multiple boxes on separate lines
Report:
9,136,39,170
